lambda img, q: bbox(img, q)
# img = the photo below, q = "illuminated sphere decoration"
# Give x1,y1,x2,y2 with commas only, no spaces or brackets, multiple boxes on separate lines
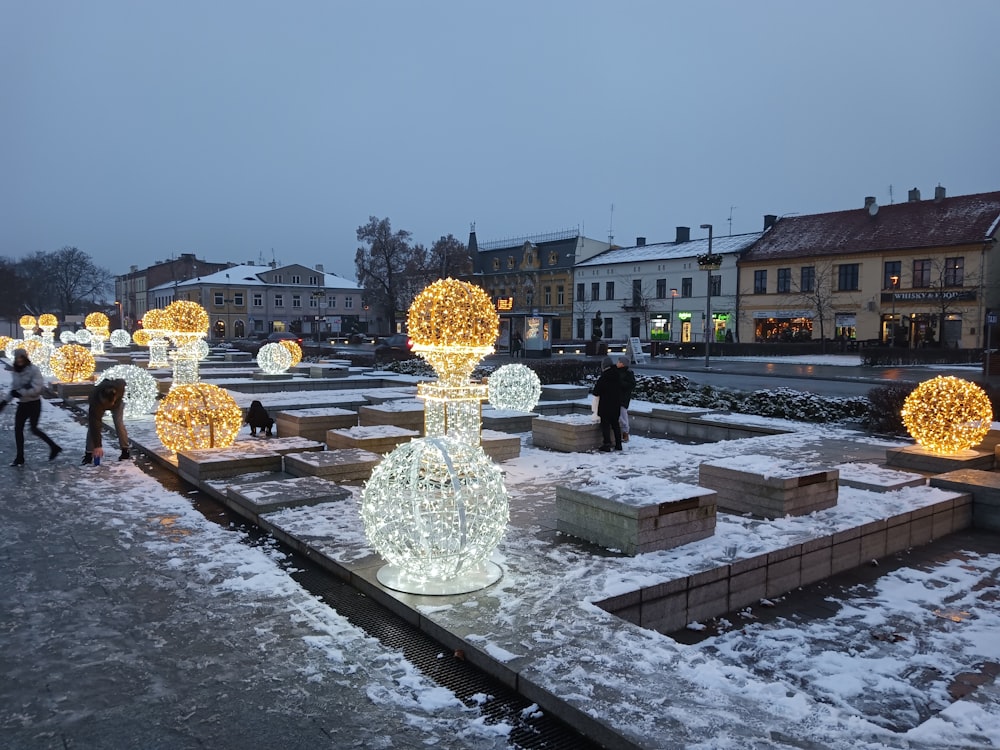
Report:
109,329,132,348
361,436,508,594
143,308,168,333
85,312,110,331
38,314,58,330
51,344,96,383
164,300,209,335
154,383,243,452
21,338,43,361
74,329,93,345
0,336,11,356
59,330,76,344
901,376,993,455
279,339,303,367
20,314,37,330
5,338,24,357
98,364,159,417
132,328,152,347
192,339,210,361
488,363,542,413
257,342,292,374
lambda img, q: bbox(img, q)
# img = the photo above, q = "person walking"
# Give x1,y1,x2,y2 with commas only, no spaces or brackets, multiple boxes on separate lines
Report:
616,355,636,442
510,330,523,358
83,378,129,464
592,356,623,452
2,348,62,466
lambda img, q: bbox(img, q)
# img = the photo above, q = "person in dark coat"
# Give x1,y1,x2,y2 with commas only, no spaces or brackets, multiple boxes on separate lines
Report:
3,348,62,466
246,400,274,436
510,330,523,358
616,355,636,442
591,356,623,452
84,378,129,464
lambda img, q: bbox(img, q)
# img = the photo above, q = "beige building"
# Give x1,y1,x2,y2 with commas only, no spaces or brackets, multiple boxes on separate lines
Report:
737,188,1000,348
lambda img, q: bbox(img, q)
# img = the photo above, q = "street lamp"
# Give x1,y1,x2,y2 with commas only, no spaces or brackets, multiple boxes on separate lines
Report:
889,275,899,346
669,288,678,341
114,300,123,330
699,223,717,368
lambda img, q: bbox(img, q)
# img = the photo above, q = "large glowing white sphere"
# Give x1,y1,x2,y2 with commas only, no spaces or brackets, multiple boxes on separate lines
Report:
257,342,292,374
192,339,210,361
488,363,542,412
97,364,159,418
361,437,508,585
74,329,92,345
59,330,76,344
109,329,132,348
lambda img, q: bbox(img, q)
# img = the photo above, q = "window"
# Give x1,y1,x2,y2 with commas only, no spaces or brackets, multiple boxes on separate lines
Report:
292,295,301,308
913,259,932,288
883,261,902,290
308,275,318,285
576,318,585,339
944,257,964,287
591,282,600,301
777,268,791,293
525,291,533,307
274,274,282,283
709,275,721,296
656,279,666,299
576,283,585,302
557,285,564,305
632,279,642,304
253,293,263,307
837,264,859,291
214,292,224,306
492,258,500,271
606,281,615,301
681,277,693,297
507,256,515,269
234,293,244,306
800,266,815,293
291,275,300,284
548,251,558,265
345,296,354,309
328,295,336,308
274,294,284,308
604,317,613,339
753,270,767,294
309,295,319,308
544,286,552,306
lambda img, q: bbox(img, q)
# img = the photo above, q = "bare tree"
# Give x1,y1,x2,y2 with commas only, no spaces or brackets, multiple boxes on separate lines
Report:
923,257,979,347
355,217,417,335
790,262,839,350
428,234,471,279
18,247,110,316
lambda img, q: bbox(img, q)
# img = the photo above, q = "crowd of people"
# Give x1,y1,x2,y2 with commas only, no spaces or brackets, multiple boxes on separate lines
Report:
591,355,636,452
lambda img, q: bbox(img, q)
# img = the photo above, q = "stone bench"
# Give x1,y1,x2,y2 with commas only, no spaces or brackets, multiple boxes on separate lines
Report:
308,365,348,379
274,407,357,442
326,425,419,454
363,389,418,405
481,409,536,433
284,448,382,482
224,351,253,362
885,444,994,473
358,400,425,434
227,476,350,517
699,455,838,518
176,436,326,481
556,480,716,555
834,462,926,492
930,469,1000,531
532,414,603,453
480,429,521,463
539,384,590,402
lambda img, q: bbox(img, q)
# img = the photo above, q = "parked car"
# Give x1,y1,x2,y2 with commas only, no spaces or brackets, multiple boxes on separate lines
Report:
266,332,303,345
374,333,415,361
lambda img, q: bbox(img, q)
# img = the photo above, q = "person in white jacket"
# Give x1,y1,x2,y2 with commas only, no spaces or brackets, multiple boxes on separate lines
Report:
2,348,62,466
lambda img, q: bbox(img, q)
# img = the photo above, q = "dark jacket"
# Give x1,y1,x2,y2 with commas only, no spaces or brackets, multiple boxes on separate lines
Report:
618,365,636,408
87,379,126,449
592,368,623,420
245,400,274,429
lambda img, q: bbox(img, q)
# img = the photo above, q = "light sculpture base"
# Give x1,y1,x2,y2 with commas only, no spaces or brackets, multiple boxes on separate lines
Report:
376,561,503,595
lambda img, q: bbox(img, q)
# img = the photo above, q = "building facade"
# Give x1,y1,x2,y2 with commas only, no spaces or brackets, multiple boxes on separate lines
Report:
115,253,233,331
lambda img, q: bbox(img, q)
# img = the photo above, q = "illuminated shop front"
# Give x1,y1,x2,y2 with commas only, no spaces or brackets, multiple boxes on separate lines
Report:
834,313,856,341
753,310,814,342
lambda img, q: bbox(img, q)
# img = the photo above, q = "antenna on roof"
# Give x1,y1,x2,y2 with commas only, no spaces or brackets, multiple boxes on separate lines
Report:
608,203,614,245
728,205,737,236
888,185,894,204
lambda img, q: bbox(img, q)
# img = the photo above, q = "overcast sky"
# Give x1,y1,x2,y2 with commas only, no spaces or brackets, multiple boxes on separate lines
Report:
3,1,998,281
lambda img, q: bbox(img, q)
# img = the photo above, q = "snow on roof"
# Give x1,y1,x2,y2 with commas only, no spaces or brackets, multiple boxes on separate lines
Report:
149,264,361,292
575,232,762,267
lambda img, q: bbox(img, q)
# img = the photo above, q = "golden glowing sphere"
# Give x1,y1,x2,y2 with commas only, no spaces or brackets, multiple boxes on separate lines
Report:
21,339,43,360
38,314,58,328
51,344,96,382
154,383,243,452
901,376,993,455
0,335,11,355
85,312,110,330
164,301,209,334
19,315,37,329
132,328,152,346
407,278,499,349
144,308,167,331
279,339,302,366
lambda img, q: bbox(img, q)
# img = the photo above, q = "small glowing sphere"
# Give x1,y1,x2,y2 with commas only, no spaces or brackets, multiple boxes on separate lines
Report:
59,330,75,344
488,363,542,412
38,314,58,329
902,376,993,454
0,336,11,356
51,344,96,382
85,312,110,330
97,364,159,417
164,300,209,334
407,278,499,349
143,308,168,332
361,437,508,583
109,329,132,348
278,339,302,366
132,329,152,346
74,329,92,345
155,383,243,452
191,339,210,360
19,315,37,329
257,342,292,374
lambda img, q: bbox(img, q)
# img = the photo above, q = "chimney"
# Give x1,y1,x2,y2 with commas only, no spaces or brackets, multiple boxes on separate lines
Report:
636,237,646,247
935,185,946,202
908,188,921,202
315,263,324,273
864,196,877,209
675,226,690,244
763,214,777,230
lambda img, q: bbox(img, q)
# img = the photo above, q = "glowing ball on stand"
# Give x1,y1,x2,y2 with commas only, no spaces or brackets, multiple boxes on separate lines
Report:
487,363,542,412
279,339,302,367
19,314,37,329
74,329,92,345
59,331,75,344
154,383,243,452
97,364,159,417
109,329,132,348
361,436,508,592
132,329,152,346
901,376,992,455
257,342,292,373
38,314,58,330
163,300,209,336
85,312,110,331
51,344,96,382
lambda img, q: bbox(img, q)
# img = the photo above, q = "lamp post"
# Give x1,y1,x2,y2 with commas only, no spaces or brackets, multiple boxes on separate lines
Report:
889,275,899,346
699,223,716,368
114,300,123,330
669,288,678,341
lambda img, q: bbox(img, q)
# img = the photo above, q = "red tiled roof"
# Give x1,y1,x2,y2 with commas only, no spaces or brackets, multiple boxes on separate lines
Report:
742,190,1000,261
